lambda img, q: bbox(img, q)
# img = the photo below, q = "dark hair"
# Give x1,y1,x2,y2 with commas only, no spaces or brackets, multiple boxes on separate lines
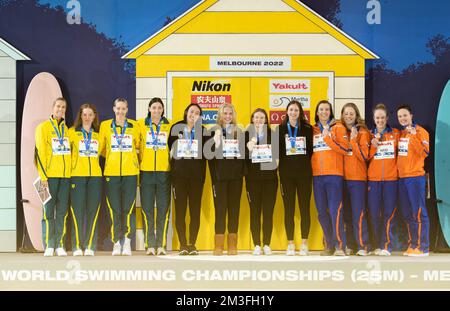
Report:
250,108,270,126
396,105,412,114
373,103,388,116
282,100,308,126
113,98,128,107
147,97,165,119
314,100,335,124
183,103,203,123
73,103,100,132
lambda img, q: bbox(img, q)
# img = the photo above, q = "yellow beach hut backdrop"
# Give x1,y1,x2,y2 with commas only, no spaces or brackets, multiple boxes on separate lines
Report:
123,0,378,251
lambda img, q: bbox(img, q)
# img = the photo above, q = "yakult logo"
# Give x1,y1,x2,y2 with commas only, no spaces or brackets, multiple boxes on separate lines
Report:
270,80,310,93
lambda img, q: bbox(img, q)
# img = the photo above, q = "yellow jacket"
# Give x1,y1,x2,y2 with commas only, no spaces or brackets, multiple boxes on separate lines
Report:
99,118,140,176
35,117,71,181
69,127,103,177
138,117,171,172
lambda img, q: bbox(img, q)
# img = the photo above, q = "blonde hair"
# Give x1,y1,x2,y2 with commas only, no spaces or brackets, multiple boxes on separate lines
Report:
341,102,367,129
217,103,237,128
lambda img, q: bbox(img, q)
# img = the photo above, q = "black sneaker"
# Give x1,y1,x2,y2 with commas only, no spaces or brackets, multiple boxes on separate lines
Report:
179,246,189,256
188,245,198,256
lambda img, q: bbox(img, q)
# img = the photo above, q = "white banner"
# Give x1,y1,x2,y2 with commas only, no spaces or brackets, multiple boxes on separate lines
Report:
269,94,310,109
210,56,291,71
269,79,310,93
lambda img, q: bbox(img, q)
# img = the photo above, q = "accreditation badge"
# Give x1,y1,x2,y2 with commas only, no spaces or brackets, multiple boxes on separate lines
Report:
223,139,241,158
111,134,133,153
51,137,70,155
251,144,272,163
374,140,395,160
79,139,99,157
313,134,331,152
398,138,409,157
177,139,199,158
285,136,307,156
146,131,167,150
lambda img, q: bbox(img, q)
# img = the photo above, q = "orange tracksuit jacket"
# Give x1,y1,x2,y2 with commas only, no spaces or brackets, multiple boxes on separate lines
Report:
344,127,370,181
312,121,349,177
368,126,400,181
397,125,429,178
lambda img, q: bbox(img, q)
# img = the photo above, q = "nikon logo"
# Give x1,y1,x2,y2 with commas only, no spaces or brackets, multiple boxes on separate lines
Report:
192,81,231,92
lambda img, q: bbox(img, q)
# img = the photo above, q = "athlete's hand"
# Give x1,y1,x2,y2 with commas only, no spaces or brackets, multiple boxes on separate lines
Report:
214,129,222,146
371,137,379,147
407,126,417,135
41,180,48,189
247,137,257,151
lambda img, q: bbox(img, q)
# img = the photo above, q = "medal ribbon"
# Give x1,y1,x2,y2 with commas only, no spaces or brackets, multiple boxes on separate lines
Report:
49,118,65,147
82,127,93,153
112,119,128,148
287,121,298,150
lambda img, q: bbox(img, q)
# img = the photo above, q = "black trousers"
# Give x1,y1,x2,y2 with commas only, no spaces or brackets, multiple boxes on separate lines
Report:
280,177,312,240
173,179,204,247
246,179,278,246
212,178,243,234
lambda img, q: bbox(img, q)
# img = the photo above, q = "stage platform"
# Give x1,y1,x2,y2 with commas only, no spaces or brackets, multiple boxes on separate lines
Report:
1,251,450,290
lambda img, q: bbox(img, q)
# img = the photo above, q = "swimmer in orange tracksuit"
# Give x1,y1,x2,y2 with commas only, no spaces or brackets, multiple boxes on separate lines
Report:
341,103,371,256
367,103,400,256
312,100,350,256
396,105,430,257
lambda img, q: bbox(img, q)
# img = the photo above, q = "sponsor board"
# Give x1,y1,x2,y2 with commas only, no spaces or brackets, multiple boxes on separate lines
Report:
269,95,310,109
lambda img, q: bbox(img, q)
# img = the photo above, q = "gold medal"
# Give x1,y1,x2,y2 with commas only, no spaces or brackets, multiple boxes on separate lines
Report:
290,147,296,153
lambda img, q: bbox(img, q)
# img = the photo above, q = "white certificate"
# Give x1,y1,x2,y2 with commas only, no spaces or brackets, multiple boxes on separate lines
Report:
374,140,395,159
146,131,167,150
252,144,272,163
176,139,199,158
223,139,241,158
51,137,70,155
313,134,331,152
111,134,133,153
285,136,307,155
398,138,409,157
78,139,99,157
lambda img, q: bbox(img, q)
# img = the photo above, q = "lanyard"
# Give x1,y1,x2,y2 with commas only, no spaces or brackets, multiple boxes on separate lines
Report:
374,126,388,141
287,121,298,149
82,127,93,152
318,120,331,133
112,119,128,146
184,126,195,149
150,120,161,145
49,118,65,146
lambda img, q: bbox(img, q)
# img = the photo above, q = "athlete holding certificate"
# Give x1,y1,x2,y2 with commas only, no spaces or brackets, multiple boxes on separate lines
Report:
35,98,71,257
245,108,278,256
168,104,207,256
209,103,246,256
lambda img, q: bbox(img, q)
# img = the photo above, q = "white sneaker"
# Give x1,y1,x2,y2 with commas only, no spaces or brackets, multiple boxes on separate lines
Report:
333,249,346,256
112,241,121,256
44,248,54,257
378,249,391,256
73,249,83,257
286,243,295,256
157,247,166,255
298,243,309,256
122,238,132,256
371,248,382,256
263,245,272,255
356,249,368,256
253,245,262,256
84,249,95,256
146,247,156,255
55,248,67,257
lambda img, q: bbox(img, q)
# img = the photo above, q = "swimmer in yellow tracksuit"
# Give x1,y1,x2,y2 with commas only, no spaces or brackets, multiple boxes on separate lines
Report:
35,97,71,257
68,103,103,257
99,98,140,256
